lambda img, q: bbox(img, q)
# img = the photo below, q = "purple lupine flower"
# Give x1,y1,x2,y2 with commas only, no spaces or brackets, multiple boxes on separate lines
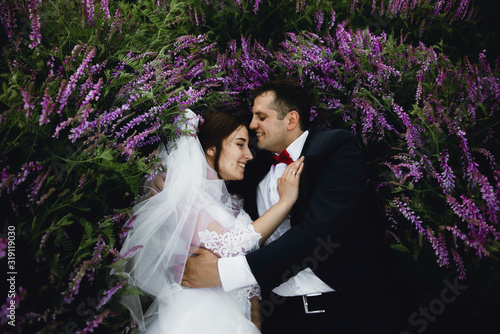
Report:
21,87,34,119
80,77,103,110
253,0,262,14
439,149,455,193
295,0,301,12
174,34,206,54
123,121,161,157
89,59,107,76
445,194,497,258
100,102,131,128
63,266,86,304
433,0,446,16
146,161,167,182
63,237,110,303
76,310,109,334
415,79,423,103
97,281,126,309
426,227,450,267
453,0,470,21
436,68,445,85
328,7,336,29
93,236,107,259
78,173,87,188
392,101,423,155
53,117,78,138
0,1,18,41
474,173,499,224
57,47,96,115
119,214,137,242
82,0,95,27
100,0,111,19
28,0,42,48
383,159,421,185
314,11,324,33
27,168,49,202
8,161,42,193
39,86,55,125
135,131,161,146
116,113,154,138
352,97,393,143
451,248,466,279
67,44,86,64
110,245,143,262
25,308,51,323
110,61,126,78
452,124,479,186
79,76,94,97
179,87,207,108
393,196,426,234
123,321,139,333
108,8,123,39
119,244,143,260
193,7,200,26
444,225,470,251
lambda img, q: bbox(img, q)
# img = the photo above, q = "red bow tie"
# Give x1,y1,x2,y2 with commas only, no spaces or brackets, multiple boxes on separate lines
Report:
272,150,294,165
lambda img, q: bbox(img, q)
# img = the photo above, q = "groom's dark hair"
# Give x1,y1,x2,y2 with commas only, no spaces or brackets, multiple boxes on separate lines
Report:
251,78,312,130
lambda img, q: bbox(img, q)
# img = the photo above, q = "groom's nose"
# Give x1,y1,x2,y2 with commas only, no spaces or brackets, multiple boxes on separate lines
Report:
249,116,257,129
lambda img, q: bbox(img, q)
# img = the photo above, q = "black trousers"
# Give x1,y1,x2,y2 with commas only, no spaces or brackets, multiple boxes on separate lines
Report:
260,292,400,334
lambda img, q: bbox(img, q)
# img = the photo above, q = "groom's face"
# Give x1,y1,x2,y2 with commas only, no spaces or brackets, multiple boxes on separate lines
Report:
250,92,288,154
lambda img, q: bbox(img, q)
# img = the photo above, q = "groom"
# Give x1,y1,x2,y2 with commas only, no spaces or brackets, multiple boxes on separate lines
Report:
182,79,397,333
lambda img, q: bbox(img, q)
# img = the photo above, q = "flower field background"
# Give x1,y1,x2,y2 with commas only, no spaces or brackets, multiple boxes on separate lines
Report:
1,0,499,333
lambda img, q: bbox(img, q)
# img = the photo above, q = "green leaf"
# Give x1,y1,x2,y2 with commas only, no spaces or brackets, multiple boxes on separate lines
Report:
390,244,410,253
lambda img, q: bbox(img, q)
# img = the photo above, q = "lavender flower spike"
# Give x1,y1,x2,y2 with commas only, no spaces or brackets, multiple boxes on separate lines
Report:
28,0,42,48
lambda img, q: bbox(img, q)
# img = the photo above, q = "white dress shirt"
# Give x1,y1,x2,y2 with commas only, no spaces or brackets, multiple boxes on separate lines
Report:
219,131,334,296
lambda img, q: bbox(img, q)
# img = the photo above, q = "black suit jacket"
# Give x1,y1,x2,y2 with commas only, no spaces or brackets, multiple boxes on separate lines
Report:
231,130,386,298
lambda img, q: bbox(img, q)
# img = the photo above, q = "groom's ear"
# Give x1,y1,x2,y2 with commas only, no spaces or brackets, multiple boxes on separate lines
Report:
285,110,300,131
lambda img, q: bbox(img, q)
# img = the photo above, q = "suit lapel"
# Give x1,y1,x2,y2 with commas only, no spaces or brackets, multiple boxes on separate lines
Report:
291,132,315,225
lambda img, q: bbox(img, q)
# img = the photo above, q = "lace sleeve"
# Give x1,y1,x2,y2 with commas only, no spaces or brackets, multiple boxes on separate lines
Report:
198,213,261,258
197,210,263,312
248,284,261,300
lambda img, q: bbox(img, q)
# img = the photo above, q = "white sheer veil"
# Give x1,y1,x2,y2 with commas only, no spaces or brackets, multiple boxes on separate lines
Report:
118,109,235,331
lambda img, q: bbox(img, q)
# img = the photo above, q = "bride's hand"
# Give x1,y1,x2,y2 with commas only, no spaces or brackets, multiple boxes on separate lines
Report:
147,173,165,197
277,156,304,206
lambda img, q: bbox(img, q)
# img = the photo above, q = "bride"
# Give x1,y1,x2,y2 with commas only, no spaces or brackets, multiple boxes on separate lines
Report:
119,109,304,333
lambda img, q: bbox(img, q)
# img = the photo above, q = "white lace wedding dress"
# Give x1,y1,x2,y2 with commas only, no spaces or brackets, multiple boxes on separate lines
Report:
119,110,262,334
145,203,262,334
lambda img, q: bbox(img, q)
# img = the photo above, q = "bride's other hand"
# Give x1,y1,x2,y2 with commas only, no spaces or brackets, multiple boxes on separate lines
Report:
277,156,304,206
147,173,165,197
250,296,261,331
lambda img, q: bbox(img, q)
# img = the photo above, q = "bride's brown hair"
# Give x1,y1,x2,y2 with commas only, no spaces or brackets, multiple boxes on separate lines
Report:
197,110,246,176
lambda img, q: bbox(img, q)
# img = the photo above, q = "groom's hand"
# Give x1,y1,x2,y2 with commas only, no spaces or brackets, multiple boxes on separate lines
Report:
181,246,222,288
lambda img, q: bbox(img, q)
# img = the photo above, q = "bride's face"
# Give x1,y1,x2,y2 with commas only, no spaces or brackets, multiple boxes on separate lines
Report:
217,126,253,181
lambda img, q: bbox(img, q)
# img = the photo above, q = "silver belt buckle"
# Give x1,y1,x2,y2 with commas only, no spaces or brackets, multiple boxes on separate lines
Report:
302,293,326,314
